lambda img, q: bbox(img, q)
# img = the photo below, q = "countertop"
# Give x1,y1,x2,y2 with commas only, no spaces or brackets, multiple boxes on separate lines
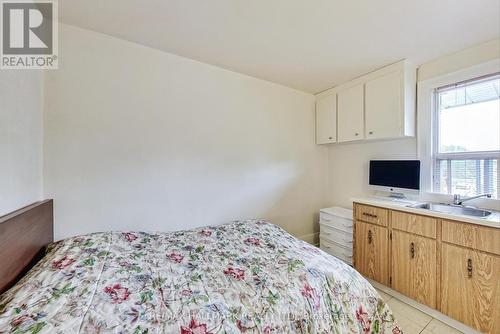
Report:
351,196,500,229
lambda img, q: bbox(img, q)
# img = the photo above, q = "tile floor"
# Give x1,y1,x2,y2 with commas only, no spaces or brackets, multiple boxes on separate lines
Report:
375,288,463,334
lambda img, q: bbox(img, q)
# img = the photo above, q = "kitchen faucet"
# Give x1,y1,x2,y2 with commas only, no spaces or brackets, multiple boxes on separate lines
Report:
453,193,492,205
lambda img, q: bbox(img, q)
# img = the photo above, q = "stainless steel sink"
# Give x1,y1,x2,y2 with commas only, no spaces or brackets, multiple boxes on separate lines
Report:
408,202,492,218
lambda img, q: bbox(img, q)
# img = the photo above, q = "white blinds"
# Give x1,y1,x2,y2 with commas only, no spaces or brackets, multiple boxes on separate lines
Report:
437,73,500,109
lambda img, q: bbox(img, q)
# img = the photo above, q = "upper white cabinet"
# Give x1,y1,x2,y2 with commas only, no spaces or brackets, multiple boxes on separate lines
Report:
315,93,337,144
337,84,364,142
315,60,416,145
365,65,415,139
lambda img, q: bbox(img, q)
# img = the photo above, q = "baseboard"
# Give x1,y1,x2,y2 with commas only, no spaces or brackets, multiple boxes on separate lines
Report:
367,279,482,334
298,232,319,246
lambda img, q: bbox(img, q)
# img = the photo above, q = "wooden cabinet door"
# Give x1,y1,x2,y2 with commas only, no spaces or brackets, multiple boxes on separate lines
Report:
365,71,402,139
391,230,412,298
355,221,389,285
391,231,437,308
411,233,437,308
441,243,500,333
337,84,364,142
315,94,337,144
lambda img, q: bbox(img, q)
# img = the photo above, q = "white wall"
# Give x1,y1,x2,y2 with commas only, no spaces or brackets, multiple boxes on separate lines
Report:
418,38,499,81
0,71,43,215
327,139,417,208
44,24,327,241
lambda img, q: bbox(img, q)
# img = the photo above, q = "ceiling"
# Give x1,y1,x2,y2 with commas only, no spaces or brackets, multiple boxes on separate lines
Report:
59,0,500,94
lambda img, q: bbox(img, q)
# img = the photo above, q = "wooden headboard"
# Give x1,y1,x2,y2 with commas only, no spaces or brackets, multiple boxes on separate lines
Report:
0,200,53,294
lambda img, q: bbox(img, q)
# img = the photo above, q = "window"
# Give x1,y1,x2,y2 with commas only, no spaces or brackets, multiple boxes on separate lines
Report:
433,73,500,199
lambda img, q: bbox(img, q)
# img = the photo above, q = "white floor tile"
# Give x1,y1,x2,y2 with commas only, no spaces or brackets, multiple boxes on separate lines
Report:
374,288,392,302
395,316,427,334
422,319,463,334
369,282,468,334
387,298,432,330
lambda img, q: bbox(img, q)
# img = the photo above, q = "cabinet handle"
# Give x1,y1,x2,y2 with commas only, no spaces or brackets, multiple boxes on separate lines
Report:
467,258,473,278
368,230,372,244
410,242,415,259
362,212,378,218
328,137,333,140
369,131,374,135
355,133,359,136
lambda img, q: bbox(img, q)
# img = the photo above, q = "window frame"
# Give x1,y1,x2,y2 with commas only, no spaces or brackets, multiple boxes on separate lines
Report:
432,73,500,197
417,59,500,204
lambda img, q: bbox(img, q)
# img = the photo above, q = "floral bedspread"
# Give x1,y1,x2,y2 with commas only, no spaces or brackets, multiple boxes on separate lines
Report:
0,220,401,333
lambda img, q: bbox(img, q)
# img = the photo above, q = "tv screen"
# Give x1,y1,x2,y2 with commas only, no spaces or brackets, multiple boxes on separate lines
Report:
369,160,420,190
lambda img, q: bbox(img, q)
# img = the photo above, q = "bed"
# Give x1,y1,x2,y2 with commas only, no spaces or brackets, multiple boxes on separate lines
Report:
0,202,401,333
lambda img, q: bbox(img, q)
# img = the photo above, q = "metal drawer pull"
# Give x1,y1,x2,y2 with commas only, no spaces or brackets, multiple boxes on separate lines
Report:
362,212,378,218
368,230,372,244
343,252,353,258
410,242,415,259
467,259,473,278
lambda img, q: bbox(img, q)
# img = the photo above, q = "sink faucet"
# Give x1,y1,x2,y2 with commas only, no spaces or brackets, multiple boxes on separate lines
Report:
453,193,492,205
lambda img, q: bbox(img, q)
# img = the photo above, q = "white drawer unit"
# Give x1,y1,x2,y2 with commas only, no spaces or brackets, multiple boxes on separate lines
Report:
319,206,353,265
319,207,353,232
320,224,353,247
320,237,353,265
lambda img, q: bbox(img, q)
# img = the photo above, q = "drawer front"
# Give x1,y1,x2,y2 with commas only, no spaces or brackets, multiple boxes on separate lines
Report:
442,220,500,255
320,224,353,248
320,237,353,264
354,204,388,226
391,211,437,239
319,212,353,232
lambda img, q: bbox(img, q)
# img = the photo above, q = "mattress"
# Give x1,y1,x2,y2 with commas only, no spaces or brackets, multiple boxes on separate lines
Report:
0,220,401,333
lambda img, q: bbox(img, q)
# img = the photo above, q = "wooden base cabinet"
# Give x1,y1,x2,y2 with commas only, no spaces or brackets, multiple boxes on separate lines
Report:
354,221,389,285
353,203,500,333
391,230,437,308
441,243,500,333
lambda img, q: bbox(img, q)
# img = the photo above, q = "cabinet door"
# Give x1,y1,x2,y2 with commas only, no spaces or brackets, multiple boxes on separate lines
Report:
411,233,437,308
337,84,364,142
315,94,337,144
355,221,389,285
392,231,437,308
365,71,402,139
441,243,500,333
391,230,412,298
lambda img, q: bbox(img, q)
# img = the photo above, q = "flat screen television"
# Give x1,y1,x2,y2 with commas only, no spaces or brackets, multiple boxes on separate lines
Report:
369,160,420,196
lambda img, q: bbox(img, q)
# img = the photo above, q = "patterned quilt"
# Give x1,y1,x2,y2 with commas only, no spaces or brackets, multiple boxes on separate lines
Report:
0,221,401,333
